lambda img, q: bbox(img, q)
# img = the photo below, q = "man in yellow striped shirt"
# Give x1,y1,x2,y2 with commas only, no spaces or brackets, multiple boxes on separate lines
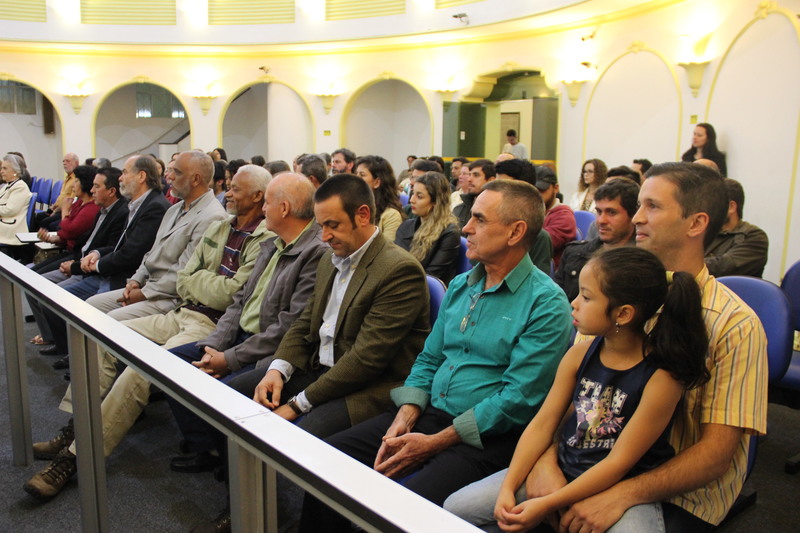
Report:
532,162,767,532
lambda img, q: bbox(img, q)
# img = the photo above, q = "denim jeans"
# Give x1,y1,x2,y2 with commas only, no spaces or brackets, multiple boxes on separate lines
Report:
444,468,665,533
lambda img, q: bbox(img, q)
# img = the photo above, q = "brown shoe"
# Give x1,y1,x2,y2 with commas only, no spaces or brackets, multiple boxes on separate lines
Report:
23,448,77,500
33,420,74,460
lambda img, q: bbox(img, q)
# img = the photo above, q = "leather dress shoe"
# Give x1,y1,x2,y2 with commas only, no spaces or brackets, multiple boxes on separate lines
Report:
40,346,66,356
170,451,222,473
52,356,69,370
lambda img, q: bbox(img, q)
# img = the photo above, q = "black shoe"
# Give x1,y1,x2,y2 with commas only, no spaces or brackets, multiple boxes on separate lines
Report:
190,508,231,533
40,346,66,356
25,314,36,323
63,372,70,382
52,356,69,370
170,451,222,473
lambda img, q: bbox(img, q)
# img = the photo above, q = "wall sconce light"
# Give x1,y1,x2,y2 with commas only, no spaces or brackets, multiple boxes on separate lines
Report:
562,81,586,107
316,94,338,115
64,94,89,114
193,95,217,115
436,89,457,102
677,61,710,97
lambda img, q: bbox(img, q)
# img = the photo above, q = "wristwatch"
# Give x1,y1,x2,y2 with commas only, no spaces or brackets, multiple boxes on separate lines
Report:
286,395,304,416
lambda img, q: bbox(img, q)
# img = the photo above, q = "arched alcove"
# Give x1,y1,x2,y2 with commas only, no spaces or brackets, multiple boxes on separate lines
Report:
584,46,681,171
707,11,800,280
0,79,64,181
221,80,313,164
343,78,432,173
94,82,190,166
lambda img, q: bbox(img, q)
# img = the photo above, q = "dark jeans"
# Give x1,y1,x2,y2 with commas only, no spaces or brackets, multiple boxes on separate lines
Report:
298,405,521,533
166,338,256,453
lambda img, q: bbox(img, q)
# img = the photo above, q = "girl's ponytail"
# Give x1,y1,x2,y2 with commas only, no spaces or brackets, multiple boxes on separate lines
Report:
645,271,710,389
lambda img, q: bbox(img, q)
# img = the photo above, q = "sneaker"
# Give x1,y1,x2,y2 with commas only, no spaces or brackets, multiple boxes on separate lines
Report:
32,420,74,460
23,448,77,500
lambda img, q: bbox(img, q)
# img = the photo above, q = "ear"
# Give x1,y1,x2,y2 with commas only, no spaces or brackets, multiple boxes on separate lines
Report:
614,304,636,327
506,220,528,247
355,204,371,226
686,212,709,239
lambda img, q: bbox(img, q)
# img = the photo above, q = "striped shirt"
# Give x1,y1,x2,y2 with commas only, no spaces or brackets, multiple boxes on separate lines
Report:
666,267,767,525
575,266,768,524
184,215,263,323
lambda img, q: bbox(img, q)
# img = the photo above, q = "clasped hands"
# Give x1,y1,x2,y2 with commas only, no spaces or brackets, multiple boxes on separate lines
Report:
494,456,626,533
191,347,230,379
117,280,145,306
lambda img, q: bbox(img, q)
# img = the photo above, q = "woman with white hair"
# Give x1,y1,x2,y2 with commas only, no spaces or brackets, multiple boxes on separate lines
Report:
0,153,33,254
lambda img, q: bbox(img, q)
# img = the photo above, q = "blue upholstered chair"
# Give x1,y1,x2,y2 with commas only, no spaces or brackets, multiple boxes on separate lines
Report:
426,275,446,325
50,180,63,203
777,260,800,473
573,210,596,241
716,275,794,520
27,192,38,230
456,237,472,275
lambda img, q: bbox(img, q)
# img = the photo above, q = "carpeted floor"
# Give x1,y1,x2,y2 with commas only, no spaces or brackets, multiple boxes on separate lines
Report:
0,302,227,533
1,302,799,532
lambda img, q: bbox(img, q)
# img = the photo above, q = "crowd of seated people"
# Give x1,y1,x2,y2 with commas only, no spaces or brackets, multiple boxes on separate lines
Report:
11,132,776,533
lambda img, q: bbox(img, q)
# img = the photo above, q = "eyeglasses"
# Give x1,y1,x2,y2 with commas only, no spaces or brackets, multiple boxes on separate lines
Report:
460,293,482,333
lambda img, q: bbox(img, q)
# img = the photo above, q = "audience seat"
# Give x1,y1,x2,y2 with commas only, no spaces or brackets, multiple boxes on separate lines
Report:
716,275,794,523
34,177,53,212
50,180,63,204
573,210,595,241
399,193,409,207
426,275,446,325
777,260,800,473
27,192,38,230
457,237,471,275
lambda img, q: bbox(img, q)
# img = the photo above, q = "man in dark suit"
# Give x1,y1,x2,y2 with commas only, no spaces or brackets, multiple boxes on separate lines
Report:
36,155,170,358
28,167,129,349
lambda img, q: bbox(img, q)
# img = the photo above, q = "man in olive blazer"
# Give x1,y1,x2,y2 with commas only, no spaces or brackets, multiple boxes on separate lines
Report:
234,173,430,438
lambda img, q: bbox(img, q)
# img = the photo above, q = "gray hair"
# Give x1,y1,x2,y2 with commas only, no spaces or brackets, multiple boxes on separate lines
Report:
235,164,271,194
2,154,26,177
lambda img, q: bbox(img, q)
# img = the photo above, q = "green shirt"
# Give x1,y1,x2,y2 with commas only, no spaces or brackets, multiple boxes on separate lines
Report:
238,220,314,333
391,253,572,448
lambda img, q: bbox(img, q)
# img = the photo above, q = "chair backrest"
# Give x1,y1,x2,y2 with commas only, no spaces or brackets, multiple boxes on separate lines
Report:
573,210,596,241
37,178,53,206
457,236,472,275
718,276,794,383
27,192,38,229
399,193,409,207
426,275,447,325
50,180,64,205
780,259,800,332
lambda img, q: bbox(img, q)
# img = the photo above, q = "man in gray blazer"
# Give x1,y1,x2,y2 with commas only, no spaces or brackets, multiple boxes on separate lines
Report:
86,150,228,321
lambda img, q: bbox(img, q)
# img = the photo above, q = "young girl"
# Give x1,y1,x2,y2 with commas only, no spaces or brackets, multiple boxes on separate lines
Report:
444,246,709,532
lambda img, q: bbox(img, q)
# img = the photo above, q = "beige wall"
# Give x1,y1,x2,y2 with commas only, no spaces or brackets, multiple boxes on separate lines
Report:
0,0,798,280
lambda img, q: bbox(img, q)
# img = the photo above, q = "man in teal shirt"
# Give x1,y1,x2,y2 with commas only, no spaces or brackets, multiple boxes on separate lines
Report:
299,179,572,531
